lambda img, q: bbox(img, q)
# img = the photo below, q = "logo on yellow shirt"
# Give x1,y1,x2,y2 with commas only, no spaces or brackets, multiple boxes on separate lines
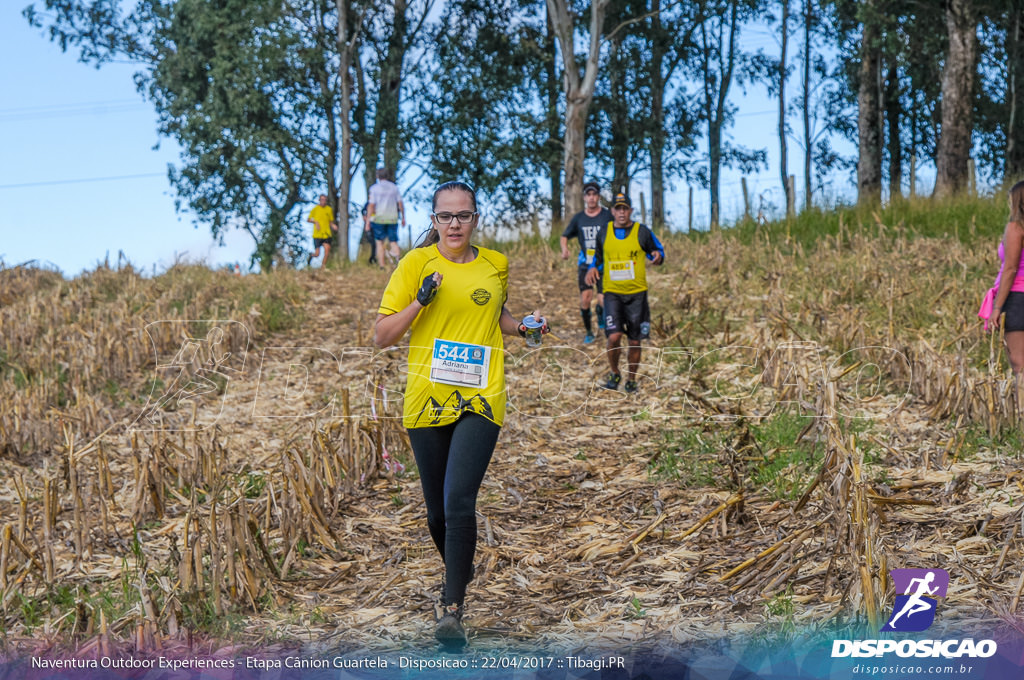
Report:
471,288,492,305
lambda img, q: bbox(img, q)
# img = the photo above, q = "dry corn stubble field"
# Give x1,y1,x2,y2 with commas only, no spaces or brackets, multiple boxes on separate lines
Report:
1,219,1023,659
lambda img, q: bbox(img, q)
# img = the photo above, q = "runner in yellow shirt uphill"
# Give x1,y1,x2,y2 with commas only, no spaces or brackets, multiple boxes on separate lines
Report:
374,180,548,648
585,192,665,393
306,194,338,268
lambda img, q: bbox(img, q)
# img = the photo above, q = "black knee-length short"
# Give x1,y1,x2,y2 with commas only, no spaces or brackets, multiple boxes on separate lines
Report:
1004,291,1024,332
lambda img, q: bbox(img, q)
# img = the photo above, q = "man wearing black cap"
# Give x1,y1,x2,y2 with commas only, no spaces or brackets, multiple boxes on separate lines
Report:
585,192,665,393
560,181,613,344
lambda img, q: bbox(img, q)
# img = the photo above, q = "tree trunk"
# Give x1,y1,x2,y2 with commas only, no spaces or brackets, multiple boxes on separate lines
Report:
545,10,562,227
355,53,377,195
884,61,901,200
1007,4,1024,180
335,0,362,262
547,0,608,231
563,97,588,214
379,0,407,173
803,0,813,209
934,0,977,197
609,35,630,194
778,0,791,215
704,0,739,232
709,117,721,229
857,2,882,204
648,0,665,229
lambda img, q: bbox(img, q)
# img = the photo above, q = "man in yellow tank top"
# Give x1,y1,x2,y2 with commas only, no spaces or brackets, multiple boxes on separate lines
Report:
585,192,665,393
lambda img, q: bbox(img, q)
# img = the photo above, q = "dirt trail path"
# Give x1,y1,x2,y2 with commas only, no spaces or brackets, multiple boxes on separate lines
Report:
213,260,710,653
3,247,1015,658
178,254,994,656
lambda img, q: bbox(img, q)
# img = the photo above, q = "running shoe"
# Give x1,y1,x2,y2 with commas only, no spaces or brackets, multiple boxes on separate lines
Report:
583,333,595,345
435,603,467,646
624,380,638,394
602,372,621,390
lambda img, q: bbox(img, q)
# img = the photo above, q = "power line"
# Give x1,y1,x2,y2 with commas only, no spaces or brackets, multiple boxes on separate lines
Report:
0,172,165,190
0,98,141,115
0,103,147,122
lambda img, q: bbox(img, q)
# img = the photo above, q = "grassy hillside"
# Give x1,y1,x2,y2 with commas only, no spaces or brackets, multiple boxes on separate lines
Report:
0,195,1020,654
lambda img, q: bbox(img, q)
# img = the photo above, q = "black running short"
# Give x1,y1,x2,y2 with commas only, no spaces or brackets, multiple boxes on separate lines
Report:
313,236,334,248
1004,291,1024,332
603,291,650,340
577,264,603,293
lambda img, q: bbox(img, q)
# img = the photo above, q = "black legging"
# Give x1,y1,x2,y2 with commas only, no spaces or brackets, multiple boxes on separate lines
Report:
407,412,500,606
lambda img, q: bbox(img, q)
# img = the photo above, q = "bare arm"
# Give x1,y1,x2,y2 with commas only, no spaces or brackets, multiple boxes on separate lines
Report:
398,199,406,226
374,307,422,348
375,272,442,347
499,307,545,337
560,236,570,259
499,306,520,336
994,222,1024,316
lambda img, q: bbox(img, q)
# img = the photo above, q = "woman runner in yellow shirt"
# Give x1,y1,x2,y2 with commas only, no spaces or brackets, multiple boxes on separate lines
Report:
374,181,546,647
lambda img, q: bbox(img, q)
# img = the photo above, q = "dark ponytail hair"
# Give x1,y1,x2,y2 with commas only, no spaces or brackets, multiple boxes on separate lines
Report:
415,227,440,248
416,181,478,248
1011,180,1024,228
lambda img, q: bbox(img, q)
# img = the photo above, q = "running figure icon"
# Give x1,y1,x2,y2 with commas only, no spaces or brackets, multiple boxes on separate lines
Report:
887,573,938,626
881,568,949,632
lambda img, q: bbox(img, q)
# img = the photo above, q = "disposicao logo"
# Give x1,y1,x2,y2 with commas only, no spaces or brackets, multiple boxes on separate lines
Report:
881,568,948,632
831,568,998,659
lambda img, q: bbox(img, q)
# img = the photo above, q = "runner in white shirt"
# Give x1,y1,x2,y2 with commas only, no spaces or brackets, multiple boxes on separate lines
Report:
368,167,406,268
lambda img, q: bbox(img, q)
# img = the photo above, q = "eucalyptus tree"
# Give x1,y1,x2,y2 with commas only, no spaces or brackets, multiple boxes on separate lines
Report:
799,0,837,208
1005,1,1024,180
546,0,611,228
647,0,699,228
589,14,653,197
934,0,979,196
25,0,354,269
24,0,432,268
855,0,883,203
752,0,795,213
588,0,698,228
357,0,435,194
974,1,1024,184
688,0,767,230
416,0,553,222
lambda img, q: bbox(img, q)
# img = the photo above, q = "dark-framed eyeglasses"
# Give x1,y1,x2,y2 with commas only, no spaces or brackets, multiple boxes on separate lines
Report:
432,211,478,225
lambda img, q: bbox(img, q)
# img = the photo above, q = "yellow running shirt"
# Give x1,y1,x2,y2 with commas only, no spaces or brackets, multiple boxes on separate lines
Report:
600,222,648,295
378,245,508,428
308,205,335,239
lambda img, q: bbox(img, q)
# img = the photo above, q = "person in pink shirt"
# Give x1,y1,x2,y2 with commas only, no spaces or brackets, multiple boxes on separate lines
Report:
980,180,1024,373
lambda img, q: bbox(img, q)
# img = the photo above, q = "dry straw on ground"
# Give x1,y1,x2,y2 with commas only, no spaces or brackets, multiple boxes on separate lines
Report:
0,224,1020,657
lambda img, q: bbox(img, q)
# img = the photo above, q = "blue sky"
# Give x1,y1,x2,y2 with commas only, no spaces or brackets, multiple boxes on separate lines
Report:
1,7,855,278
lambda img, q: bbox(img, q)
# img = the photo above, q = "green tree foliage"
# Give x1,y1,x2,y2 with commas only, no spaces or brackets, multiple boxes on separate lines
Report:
587,0,700,218
687,0,767,228
25,0,431,269
416,0,553,221
975,1,1024,184
152,0,325,270
26,0,346,270
26,0,1024,245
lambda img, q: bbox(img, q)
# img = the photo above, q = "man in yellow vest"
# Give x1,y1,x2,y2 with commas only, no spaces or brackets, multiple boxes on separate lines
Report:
585,192,665,393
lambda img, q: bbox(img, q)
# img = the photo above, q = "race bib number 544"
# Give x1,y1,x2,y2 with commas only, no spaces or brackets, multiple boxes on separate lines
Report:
430,339,490,389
